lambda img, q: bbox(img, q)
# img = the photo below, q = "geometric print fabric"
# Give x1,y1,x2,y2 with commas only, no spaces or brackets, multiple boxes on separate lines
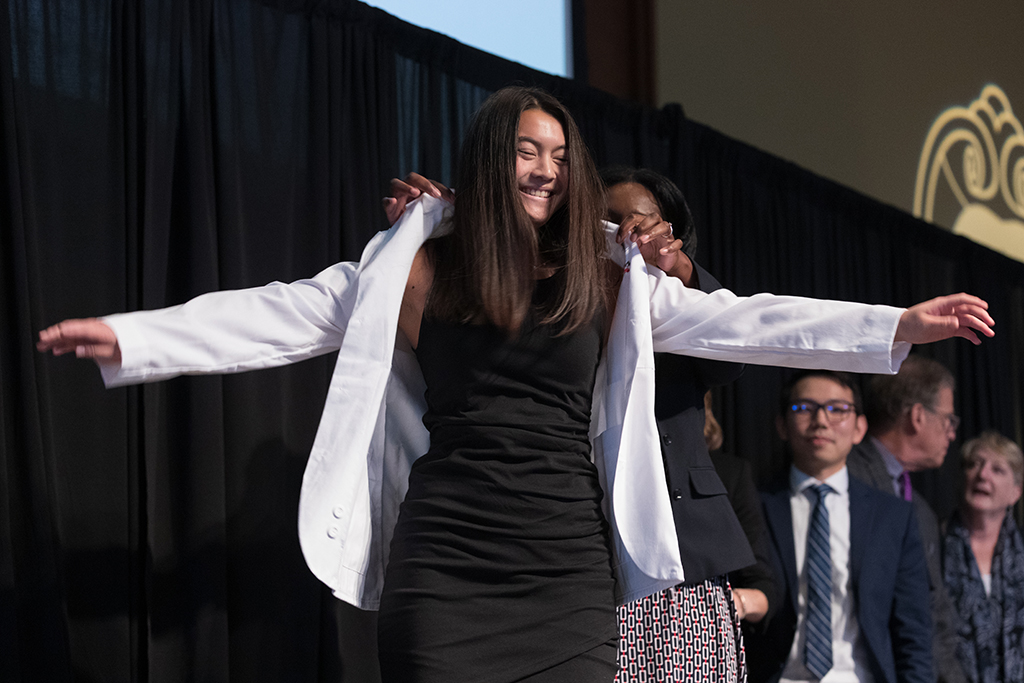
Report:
615,576,745,682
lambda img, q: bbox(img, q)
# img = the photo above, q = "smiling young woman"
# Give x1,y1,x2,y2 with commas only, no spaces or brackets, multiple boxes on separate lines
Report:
423,87,609,341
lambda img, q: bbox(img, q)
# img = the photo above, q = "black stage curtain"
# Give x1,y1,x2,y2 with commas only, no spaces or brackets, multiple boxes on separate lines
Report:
2,1,1022,680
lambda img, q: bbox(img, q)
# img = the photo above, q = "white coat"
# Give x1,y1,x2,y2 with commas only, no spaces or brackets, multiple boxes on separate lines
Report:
100,196,911,609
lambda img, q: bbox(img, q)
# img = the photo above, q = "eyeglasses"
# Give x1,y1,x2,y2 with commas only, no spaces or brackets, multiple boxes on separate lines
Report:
788,400,857,424
922,404,960,434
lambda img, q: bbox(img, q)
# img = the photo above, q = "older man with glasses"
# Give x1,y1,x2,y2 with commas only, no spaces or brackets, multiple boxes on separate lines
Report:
847,355,966,683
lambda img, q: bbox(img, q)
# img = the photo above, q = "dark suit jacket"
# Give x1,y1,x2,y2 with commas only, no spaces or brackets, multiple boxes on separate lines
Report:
654,263,753,585
745,474,933,683
712,451,777,607
848,439,967,683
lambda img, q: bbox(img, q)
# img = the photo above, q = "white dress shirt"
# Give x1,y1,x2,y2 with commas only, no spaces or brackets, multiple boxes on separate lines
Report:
782,465,875,683
98,196,912,610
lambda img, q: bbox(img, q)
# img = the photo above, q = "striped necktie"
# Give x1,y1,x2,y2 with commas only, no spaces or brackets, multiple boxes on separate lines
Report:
804,483,834,679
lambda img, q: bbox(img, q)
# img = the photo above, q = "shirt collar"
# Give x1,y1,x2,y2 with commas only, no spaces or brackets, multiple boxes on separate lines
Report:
790,463,849,497
870,435,906,482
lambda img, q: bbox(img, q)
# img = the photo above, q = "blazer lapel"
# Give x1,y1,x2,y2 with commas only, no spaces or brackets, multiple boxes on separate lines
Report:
763,485,800,614
853,439,897,493
847,478,874,591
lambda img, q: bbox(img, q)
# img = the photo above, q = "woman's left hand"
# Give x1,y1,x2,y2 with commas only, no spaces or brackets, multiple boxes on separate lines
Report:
894,293,995,345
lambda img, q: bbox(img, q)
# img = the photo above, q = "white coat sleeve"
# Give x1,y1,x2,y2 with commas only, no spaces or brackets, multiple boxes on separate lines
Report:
646,267,912,374
99,261,359,387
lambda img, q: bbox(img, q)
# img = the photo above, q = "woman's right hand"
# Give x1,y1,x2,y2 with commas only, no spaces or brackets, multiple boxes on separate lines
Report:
616,212,694,285
383,173,454,226
37,318,121,365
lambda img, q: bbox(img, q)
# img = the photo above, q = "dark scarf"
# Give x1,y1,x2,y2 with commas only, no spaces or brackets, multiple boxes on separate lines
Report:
944,510,1024,683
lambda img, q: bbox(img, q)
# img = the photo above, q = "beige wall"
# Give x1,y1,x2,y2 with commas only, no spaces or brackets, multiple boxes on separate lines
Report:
654,1,1024,257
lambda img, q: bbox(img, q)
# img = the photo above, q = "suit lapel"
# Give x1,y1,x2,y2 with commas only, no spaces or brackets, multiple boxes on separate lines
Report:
763,485,800,614
847,478,873,591
854,439,896,493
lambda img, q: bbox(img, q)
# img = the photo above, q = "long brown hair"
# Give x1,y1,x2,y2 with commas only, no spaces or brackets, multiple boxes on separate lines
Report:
426,86,609,335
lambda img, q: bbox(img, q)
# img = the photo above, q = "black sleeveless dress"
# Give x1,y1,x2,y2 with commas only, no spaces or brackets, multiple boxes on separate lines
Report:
377,284,618,682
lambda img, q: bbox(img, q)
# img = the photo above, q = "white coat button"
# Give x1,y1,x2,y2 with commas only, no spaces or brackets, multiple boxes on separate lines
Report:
327,527,339,539
332,506,344,518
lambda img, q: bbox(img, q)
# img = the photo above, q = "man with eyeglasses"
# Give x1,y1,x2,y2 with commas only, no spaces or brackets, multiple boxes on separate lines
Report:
847,355,966,683
745,369,932,683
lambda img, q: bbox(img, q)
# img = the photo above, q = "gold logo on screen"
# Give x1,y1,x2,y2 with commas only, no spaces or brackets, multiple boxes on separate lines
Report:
915,85,1024,262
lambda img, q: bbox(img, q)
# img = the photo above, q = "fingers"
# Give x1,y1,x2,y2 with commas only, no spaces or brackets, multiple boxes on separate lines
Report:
616,214,644,244
427,179,455,202
383,179,416,226
390,173,449,200
38,320,73,353
383,197,404,226
953,303,995,330
895,293,996,345
388,177,421,201
659,238,683,256
385,174,453,226
925,294,994,323
616,213,672,245
634,216,671,244
37,318,119,359
956,312,995,339
954,326,982,346
925,296,995,341
939,292,989,311
405,172,443,198
75,341,119,359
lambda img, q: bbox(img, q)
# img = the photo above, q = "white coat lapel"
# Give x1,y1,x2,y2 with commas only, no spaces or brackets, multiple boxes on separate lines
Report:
595,226,685,603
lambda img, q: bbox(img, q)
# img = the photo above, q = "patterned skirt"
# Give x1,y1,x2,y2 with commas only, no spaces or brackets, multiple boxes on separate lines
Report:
615,576,746,683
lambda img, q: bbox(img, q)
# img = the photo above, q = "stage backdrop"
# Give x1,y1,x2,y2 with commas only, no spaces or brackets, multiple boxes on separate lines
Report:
3,1,1022,681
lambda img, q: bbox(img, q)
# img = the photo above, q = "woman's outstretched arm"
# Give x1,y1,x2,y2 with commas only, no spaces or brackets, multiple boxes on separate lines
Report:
644,266,995,373
37,260,360,386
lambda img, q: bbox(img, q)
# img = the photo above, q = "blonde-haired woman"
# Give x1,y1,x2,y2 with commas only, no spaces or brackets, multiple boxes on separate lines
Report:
943,431,1024,683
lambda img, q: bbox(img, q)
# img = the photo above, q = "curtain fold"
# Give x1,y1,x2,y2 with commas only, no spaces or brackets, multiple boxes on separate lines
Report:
2,0,1022,680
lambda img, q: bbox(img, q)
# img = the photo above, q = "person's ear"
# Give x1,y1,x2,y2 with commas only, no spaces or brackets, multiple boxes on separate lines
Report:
908,403,927,435
1011,483,1023,508
852,414,868,445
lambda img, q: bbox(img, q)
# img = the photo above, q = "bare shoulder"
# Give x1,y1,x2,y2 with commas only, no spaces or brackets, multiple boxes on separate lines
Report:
399,245,435,348
406,245,434,297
